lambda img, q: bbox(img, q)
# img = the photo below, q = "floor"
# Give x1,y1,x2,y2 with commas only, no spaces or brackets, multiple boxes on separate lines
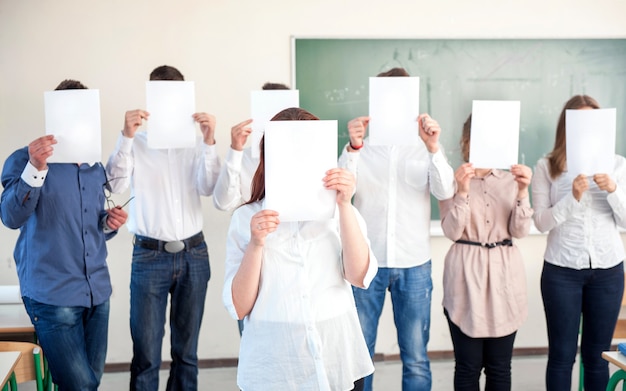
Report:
17,354,595,390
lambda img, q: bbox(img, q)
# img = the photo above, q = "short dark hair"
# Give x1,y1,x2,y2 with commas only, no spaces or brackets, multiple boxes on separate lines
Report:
377,67,410,77
149,65,185,81
54,79,87,90
262,82,289,90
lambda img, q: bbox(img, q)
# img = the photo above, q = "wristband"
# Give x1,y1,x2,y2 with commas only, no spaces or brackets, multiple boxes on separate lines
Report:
349,141,364,150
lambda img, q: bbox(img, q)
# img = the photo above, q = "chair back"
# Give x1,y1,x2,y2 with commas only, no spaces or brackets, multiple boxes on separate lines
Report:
0,341,44,384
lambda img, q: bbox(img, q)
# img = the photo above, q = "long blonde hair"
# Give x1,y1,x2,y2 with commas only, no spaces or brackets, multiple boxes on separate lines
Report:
547,95,600,179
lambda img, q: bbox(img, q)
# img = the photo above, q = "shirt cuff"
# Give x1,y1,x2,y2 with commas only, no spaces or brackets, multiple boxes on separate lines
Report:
118,132,134,153
225,147,244,170
101,215,114,234
430,148,446,163
203,142,219,158
21,161,47,187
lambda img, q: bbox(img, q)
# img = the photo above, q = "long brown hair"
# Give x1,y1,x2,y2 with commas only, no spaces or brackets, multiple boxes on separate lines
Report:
245,107,320,204
461,114,472,163
547,95,600,179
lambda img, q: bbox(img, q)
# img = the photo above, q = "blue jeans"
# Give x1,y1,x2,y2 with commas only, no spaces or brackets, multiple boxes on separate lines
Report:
23,297,109,391
129,240,211,391
352,262,433,391
445,309,516,391
541,261,624,391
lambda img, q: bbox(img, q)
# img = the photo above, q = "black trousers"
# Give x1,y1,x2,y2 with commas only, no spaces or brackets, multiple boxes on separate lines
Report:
445,309,517,391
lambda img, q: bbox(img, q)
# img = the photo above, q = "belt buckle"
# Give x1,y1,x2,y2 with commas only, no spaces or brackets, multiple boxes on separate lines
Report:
164,240,185,253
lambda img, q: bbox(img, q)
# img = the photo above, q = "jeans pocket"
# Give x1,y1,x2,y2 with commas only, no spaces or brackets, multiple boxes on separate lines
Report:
189,242,209,258
132,245,159,262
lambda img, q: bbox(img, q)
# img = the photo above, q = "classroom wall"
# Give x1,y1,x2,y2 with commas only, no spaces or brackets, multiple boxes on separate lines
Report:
1,0,625,365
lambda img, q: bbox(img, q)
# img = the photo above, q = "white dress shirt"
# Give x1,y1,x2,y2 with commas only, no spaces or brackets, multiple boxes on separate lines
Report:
223,201,377,391
105,131,221,241
532,156,626,269
213,147,259,212
338,139,455,268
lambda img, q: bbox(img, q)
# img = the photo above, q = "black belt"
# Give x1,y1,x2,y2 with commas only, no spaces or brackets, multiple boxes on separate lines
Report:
455,239,513,249
135,232,204,253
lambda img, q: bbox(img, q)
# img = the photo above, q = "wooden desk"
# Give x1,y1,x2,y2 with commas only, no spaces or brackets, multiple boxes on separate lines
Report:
602,351,626,390
0,351,22,389
0,304,35,341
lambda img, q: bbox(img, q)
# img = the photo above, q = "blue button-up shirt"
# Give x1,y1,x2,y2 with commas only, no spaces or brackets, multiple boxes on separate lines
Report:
0,147,114,307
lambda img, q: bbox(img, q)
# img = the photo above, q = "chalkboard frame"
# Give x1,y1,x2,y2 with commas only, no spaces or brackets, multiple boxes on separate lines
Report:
292,37,626,220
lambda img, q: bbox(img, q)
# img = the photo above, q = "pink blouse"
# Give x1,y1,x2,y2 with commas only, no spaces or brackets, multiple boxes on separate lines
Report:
440,169,533,338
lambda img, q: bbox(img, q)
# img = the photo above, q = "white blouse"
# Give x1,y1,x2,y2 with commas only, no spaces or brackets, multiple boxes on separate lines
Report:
223,201,377,391
532,156,626,269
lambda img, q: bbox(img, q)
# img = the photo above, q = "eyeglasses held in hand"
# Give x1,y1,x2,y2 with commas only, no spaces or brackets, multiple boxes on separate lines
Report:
103,177,135,210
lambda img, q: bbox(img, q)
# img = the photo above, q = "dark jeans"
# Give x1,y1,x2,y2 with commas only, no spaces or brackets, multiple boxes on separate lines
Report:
445,309,516,391
541,261,624,391
23,297,109,391
129,240,211,391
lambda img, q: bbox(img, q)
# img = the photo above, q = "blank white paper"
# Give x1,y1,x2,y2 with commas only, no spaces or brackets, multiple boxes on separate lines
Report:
146,81,196,149
250,90,299,158
264,120,337,222
44,89,101,163
368,77,420,146
566,108,616,177
469,100,521,169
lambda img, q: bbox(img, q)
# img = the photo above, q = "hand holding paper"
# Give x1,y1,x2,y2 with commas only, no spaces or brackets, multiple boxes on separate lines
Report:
193,112,216,145
123,110,149,138
347,116,368,150
572,174,589,202
454,163,476,197
593,173,616,193
250,209,280,246
28,135,57,171
231,119,253,151
418,114,441,153
323,168,355,206
510,164,532,198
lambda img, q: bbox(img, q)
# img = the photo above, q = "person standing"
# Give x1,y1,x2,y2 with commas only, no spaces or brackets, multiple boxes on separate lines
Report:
223,107,376,390
106,65,221,391
0,79,128,390
440,114,533,390
213,81,290,336
338,68,455,390
532,95,626,390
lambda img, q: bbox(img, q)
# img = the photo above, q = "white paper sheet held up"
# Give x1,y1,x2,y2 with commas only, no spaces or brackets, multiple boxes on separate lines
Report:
146,81,196,149
264,120,337,222
250,90,300,158
566,108,616,177
368,77,420,146
469,100,520,169
44,89,101,163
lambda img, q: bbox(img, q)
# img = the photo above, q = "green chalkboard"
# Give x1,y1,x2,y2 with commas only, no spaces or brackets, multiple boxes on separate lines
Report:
294,38,626,219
